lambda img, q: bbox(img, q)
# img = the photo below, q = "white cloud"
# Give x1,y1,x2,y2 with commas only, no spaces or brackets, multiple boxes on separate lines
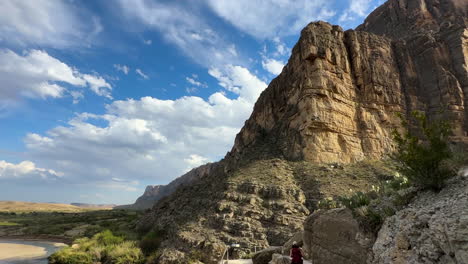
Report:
186,76,207,88
0,160,63,179
114,64,130,75
70,91,84,104
206,0,335,39
262,58,285,75
22,65,267,185
186,77,202,87
185,87,198,94
184,154,209,172
82,74,113,99
0,0,101,48
338,0,377,27
272,37,288,57
349,0,373,17
0,49,112,106
135,69,149,80
143,39,152,45
115,0,242,67
209,65,267,103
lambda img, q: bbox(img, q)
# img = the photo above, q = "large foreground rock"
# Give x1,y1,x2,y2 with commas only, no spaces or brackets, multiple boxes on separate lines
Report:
371,175,468,264
253,247,282,264
269,254,290,264
303,208,375,264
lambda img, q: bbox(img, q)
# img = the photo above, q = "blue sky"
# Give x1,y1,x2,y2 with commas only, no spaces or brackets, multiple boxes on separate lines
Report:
0,0,385,204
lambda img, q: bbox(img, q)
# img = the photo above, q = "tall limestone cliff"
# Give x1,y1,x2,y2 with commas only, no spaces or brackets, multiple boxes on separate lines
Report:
137,0,467,263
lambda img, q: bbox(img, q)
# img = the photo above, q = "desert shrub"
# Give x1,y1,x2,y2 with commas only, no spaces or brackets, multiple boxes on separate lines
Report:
145,251,162,264
392,191,417,208
94,229,124,246
50,230,144,264
316,198,340,210
361,208,383,234
338,192,371,209
140,230,165,256
105,241,145,264
49,247,93,264
392,111,454,191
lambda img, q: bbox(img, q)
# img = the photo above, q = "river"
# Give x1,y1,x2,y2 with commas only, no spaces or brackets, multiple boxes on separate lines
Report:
0,240,66,264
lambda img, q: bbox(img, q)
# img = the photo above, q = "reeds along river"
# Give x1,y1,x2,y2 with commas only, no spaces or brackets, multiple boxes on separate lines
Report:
0,240,66,264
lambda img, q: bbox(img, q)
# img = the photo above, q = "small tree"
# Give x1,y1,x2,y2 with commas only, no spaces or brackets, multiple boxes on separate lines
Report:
392,111,453,191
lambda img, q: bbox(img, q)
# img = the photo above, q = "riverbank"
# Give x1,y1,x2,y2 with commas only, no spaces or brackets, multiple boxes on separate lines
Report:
0,242,47,260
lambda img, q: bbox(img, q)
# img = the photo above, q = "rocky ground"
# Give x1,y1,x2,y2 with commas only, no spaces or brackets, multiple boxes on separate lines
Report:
301,172,468,264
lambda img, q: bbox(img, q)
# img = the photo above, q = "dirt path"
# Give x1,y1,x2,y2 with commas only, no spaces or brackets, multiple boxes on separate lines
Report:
0,242,47,260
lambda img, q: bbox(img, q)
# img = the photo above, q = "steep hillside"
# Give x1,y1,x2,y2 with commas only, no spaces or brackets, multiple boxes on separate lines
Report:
136,0,467,263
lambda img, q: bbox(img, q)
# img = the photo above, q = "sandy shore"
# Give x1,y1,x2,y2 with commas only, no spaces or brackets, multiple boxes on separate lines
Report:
0,242,47,260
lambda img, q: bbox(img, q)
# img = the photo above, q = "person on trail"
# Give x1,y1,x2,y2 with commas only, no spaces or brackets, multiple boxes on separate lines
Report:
290,241,304,264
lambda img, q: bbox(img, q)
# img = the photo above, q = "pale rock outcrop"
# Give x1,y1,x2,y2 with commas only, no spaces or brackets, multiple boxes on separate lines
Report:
303,208,375,264
370,175,468,264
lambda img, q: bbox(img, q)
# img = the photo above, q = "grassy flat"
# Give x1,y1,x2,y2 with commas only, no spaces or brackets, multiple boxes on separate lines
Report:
0,221,20,226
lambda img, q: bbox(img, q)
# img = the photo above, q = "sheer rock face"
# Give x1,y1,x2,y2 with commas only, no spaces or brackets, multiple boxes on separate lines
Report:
229,0,468,164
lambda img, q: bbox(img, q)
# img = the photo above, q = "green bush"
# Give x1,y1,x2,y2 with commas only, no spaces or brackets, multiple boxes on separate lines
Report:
139,230,165,256
49,247,93,264
338,192,371,209
392,111,454,191
106,241,145,264
50,230,144,264
316,198,340,210
94,229,124,246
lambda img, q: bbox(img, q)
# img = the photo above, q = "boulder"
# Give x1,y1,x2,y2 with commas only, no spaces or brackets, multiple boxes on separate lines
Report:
269,253,290,264
303,208,374,264
252,247,282,264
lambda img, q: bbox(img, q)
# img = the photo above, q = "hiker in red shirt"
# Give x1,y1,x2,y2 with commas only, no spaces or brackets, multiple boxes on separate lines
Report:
290,241,304,264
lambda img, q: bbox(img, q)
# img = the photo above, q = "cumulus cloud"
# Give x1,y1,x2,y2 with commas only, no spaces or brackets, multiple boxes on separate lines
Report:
114,64,130,75
262,58,285,75
135,69,149,80
206,0,335,39
115,0,242,67
0,49,112,106
0,160,63,179
0,0,101,48
22,65,267,185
